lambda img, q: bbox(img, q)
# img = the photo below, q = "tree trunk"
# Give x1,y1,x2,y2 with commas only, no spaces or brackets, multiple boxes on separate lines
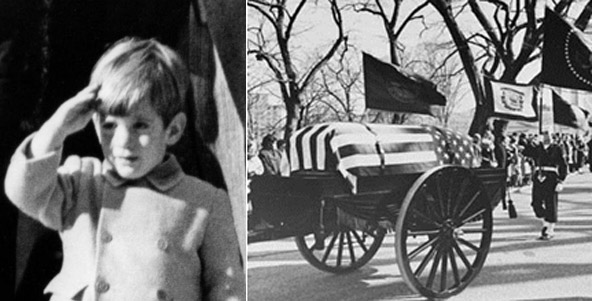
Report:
389,34,399,66
431,0,487,135
575,0,592,29
284,96,301,141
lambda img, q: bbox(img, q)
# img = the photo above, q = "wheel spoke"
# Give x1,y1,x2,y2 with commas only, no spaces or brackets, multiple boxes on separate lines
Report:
446,174,453,217
351,230,369,253
408,235,439,260
408,229,440,236
452,240,473,271
413,243,438,277
337,232,344,267
460,208,487,225
449,247,460,286
448,170,466,217
363,230,377,239
426,246,443,289
457,237,479,252
440,248,448,292
321,232,339,263
410,208,443,228
419,187,443,221
457,190,481,220
435,174,446,218
346,231,356,264
451,177,470,218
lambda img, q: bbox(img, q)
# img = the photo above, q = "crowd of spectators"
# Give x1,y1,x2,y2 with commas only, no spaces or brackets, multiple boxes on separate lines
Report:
477,131,591,189
249,130,592,185
247,134,290,178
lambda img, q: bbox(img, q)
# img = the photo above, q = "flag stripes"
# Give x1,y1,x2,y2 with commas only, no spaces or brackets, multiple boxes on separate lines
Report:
337,141,435,158
348,161,439,177
339,151,438,171
288,123,480,193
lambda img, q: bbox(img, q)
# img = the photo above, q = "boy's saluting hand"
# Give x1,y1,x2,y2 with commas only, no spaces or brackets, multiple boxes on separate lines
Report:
31,84,101,157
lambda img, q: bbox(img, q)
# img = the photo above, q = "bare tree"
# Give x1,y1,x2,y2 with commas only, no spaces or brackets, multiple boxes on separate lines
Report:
351,0,430,64
427,0,574,135
248,0,347,139
405,41,466,127
352,0,433,124
317,50,364,122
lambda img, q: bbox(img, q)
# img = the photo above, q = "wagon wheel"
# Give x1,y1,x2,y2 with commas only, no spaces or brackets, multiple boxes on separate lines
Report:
295,226,386,274
395,165,493,299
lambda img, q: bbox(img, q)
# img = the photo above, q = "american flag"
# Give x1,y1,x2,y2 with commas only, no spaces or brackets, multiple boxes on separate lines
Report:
288,122,480,193
427,126,481,167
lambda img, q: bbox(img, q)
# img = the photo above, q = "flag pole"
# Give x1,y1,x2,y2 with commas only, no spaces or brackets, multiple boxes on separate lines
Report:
539,84,543,134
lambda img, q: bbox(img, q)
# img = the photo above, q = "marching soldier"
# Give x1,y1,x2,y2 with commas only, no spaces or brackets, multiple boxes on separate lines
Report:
522,131,568,240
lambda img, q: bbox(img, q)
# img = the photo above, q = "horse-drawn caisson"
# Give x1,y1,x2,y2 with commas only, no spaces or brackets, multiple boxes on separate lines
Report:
249,122,506,299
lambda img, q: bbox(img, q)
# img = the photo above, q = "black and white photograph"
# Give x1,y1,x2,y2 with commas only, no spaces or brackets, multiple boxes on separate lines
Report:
0,1,246,300
247,1,592,300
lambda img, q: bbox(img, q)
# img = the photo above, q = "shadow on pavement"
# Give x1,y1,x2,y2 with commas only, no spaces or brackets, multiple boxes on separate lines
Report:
248,263,425,301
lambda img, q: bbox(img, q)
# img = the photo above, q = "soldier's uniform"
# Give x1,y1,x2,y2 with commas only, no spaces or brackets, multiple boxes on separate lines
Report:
523,138,567,240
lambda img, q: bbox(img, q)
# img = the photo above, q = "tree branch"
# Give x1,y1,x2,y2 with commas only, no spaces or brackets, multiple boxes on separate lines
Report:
248,1,281,32
285,0,307,40
395,1,429,39
300,0,345,89
468,0,507,65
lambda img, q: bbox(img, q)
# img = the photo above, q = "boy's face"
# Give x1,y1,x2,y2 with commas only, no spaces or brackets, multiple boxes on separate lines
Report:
93,101,183,179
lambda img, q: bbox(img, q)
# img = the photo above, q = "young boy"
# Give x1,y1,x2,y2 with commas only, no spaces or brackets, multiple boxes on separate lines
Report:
4,38,244,301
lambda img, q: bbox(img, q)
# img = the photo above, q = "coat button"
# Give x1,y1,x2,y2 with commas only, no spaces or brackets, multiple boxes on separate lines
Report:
101,232,112,243
156,289,168,300
157,239,169,251
95,279,110,293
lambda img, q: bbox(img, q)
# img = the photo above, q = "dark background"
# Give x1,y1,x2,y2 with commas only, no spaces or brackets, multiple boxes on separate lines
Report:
0,1,245,300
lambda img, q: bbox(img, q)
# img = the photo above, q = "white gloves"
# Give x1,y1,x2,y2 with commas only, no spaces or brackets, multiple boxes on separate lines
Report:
556,183,564,192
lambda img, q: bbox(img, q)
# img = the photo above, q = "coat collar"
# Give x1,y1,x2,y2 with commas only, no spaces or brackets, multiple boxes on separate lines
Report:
102,154,184,191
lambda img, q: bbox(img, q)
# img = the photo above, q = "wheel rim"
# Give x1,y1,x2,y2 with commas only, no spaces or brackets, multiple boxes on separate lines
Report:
295,226,385,274
395,166,493,298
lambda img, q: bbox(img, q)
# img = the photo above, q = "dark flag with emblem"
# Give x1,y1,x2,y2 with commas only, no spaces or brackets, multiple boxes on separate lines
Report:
552,91,590,128
542,7,592,91
485,77,537,121
363,52,446,115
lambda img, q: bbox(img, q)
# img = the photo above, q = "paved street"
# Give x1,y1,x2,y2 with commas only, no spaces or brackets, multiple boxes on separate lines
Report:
248,171,592,300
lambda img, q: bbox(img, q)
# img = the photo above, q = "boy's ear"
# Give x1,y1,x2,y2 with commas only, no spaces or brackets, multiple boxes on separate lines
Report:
165,112,187,146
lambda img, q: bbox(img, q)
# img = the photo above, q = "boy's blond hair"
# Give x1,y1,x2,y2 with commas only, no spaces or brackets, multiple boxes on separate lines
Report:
90,37,190,125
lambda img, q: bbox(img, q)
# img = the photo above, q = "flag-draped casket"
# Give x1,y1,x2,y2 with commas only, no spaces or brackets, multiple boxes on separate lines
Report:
288,123,481,193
